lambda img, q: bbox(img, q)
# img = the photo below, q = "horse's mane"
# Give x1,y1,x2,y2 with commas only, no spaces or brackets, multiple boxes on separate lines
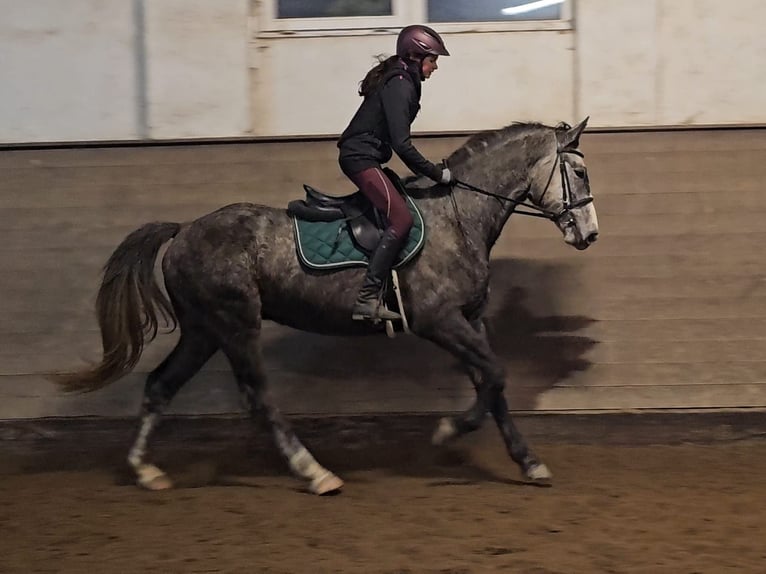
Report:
446,121,571,167
404,121,571,194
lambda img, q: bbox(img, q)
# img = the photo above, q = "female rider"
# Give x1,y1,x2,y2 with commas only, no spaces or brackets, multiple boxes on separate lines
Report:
338,24,454,322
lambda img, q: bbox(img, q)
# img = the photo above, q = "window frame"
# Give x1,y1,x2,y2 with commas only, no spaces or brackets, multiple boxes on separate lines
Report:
257,0,412,34
255,0,572,38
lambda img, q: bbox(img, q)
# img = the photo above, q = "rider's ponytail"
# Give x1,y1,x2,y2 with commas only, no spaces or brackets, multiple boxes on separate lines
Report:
358,55,400,98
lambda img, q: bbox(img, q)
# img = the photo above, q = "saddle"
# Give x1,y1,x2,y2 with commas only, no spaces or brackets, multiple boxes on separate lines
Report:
286,168,423,337
287,167,405,254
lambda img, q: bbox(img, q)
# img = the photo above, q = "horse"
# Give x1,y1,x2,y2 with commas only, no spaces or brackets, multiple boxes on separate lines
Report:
55,118,598,495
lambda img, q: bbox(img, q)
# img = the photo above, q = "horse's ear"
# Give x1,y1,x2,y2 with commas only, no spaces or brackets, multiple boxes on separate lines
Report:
558,116,589,149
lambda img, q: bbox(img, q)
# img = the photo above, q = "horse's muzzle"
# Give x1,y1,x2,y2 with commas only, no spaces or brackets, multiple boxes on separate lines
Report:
575,231,599,250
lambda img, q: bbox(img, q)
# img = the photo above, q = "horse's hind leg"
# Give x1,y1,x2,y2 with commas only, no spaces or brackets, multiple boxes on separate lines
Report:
221,330,343,495
425,313,551,482
128,328,217,490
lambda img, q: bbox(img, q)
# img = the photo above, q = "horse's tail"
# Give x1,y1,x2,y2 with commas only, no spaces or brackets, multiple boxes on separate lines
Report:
54,222,182,393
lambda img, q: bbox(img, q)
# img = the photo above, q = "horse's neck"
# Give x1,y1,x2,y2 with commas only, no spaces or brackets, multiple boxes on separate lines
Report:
451,159,535,254
410,129,549,257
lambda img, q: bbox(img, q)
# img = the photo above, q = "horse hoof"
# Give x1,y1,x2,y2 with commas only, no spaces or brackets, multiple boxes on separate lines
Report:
136,464,173,491
142,475,174,491
310,472,344,496
432,417,458,446
525,462,553,483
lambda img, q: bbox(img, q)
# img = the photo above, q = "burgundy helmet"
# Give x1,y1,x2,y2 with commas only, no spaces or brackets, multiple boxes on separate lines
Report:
396,25,450,59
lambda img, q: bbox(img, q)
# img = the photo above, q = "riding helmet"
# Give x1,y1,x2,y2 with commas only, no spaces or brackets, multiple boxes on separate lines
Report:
396,25,450,59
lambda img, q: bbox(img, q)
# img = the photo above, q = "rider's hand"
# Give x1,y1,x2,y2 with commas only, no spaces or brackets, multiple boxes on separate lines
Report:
440,167,456,185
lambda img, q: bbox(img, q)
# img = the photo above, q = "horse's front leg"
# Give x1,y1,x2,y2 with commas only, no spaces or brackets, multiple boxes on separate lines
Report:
430,316,496,442
488,387,552,482
426,313,551,482
431,365,489,442
431,317,489,443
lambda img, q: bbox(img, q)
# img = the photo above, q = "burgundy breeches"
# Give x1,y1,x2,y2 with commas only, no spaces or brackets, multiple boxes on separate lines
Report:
345,167,413,241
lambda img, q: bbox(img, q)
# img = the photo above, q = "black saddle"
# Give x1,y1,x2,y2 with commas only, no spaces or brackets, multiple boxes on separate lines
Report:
287,168,406,254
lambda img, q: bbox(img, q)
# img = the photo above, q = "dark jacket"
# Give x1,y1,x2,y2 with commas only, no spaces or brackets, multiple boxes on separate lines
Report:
338,58,442,182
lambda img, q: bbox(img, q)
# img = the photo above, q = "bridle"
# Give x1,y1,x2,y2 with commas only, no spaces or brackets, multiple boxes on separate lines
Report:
453,148,593,224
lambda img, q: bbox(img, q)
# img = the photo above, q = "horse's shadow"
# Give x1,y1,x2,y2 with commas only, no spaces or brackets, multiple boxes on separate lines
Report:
261,257,597,411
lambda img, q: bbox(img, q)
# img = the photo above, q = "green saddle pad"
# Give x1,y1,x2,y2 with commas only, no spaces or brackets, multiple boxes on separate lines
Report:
292,194,425,270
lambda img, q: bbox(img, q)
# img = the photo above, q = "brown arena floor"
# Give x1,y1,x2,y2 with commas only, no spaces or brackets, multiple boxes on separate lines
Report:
1,414,765,573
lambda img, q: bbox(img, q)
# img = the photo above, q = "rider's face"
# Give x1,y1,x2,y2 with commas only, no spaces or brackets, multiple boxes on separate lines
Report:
421,55,439,79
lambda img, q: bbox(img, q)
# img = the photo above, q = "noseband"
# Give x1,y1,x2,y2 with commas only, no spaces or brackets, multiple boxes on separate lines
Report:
454,148,593,222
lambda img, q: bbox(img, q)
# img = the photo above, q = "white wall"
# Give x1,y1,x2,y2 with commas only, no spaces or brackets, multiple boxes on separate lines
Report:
575,0,658,126
1,0,765,143
0,0,138,142
0,0,250,144
143,0,250,139
577,0,766,126
657,0,766,125
250,31,575,137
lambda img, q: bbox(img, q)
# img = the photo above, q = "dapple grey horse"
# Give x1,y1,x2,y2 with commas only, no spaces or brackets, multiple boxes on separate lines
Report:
56,119,598,494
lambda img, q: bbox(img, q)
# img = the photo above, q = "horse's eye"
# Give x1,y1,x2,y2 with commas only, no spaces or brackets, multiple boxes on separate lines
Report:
574,168,586,179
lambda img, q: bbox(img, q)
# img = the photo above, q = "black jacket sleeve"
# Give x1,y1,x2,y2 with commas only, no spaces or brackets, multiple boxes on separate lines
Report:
380,76,443,182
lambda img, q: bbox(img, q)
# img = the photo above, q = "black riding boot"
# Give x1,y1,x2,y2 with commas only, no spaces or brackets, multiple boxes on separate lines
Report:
352,228,404,322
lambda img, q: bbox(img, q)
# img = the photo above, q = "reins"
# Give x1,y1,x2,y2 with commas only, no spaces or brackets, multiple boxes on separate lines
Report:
453,179,545,219
451,148,591,222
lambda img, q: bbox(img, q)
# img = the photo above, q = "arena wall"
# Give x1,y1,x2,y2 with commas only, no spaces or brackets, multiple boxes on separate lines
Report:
1,129,764,418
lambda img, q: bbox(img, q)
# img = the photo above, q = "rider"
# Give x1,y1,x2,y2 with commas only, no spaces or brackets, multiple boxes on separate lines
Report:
338,24,455,322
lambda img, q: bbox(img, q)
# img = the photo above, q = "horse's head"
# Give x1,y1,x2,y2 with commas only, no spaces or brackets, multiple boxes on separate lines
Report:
526,118,599,250
440,118,599,251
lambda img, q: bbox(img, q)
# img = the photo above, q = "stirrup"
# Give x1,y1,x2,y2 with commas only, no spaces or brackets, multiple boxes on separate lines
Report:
384,269,411,338
352,304,401,323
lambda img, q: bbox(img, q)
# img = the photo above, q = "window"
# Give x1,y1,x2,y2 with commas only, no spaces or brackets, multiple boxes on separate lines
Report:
258,0,408,34
257,0,570,35
277,0,392,19
428,0,565,23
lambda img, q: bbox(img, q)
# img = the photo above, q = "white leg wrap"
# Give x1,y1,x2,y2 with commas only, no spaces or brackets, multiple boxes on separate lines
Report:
432,417,458,445
288,448,328,481
128,413,158,469
128,413,172,489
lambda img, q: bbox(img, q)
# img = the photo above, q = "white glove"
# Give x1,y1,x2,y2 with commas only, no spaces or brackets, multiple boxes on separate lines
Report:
440,167,454,185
